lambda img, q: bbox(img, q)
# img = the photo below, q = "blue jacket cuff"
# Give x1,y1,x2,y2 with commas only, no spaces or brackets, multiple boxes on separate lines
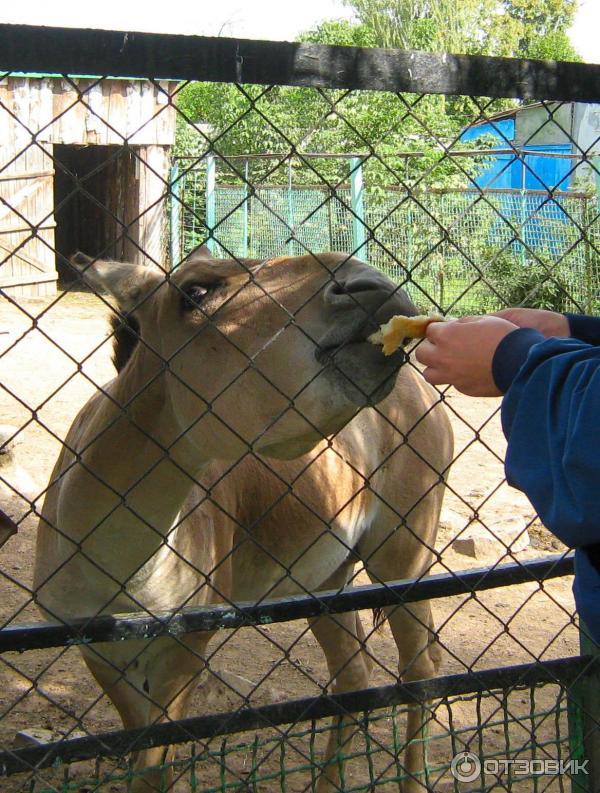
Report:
492,327,546,393
565,313,600,345
574,548,600,646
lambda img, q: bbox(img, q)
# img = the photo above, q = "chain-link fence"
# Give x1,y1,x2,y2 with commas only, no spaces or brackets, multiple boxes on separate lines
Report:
173,155,599,314
1,24,600,793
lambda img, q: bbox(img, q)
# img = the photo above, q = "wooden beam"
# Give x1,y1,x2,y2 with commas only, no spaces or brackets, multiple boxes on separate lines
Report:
0,170,55,182
0,223,56,235
1,24,600,102
0,240,52,272
0,272,58,287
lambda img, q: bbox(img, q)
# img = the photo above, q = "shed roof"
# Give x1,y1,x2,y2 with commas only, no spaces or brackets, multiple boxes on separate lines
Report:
467,101,563,128
0,74,177,147
7,71,175,82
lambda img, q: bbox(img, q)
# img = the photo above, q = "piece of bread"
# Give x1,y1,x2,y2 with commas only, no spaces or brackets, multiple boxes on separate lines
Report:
368,313,447,356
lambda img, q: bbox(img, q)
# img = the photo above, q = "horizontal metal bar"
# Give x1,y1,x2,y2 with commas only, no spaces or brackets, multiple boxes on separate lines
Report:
449,149,599,159
208,182,593,199
0,553,574,653
0,653,593,777
426,187,593,198
214,184,340,192
174,152,369,161
1,25,600,102
177,149,599,161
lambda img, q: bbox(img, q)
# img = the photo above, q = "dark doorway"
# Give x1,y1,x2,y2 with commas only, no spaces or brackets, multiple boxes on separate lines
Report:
53,144,137,285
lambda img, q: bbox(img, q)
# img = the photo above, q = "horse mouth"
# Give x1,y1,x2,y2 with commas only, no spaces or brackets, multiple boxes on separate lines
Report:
315,335,372,364
315,335,406,365
315,318,407,364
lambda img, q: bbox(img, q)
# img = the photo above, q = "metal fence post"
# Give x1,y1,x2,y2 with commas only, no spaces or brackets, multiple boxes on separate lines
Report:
583,195,594,314
405,159,414,276
350,156,366,257
205,154,217,255
589,156,600,314
243,159,249,257
169,160,181,269
287,157,295,255
520,154,527,267
568,623,600,792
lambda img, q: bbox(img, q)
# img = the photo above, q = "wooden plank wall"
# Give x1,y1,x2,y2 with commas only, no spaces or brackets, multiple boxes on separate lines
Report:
0,76,177,147
0,77,177,296
0,76,56,296
136,145,171,267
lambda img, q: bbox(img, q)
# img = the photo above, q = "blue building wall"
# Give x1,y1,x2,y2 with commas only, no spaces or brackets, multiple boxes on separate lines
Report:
461,117,572,191
460,116,577,256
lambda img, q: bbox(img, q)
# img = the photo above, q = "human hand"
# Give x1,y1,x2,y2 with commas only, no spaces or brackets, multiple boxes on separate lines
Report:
415,316,519,397
492,308,569,337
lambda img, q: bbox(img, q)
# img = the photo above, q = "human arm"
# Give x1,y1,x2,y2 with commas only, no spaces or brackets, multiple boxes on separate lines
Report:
492,309,600,546
410,308,600,395
414,316,520,396
494,307,600,345
417,310,600,642
416,314,600,548
499,335,600,548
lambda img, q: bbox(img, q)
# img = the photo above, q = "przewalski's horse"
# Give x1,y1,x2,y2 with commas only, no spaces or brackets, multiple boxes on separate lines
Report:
34,249,453,792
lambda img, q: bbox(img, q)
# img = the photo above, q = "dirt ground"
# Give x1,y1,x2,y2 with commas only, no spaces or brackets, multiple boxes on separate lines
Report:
0,291,578,792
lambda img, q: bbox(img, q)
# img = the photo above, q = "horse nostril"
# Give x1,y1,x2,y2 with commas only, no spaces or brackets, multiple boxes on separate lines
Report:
347,278,383,293
328,280,349,297
328,277,382,298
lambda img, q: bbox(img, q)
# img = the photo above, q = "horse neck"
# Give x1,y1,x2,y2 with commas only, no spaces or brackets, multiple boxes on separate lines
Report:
50,342,208,574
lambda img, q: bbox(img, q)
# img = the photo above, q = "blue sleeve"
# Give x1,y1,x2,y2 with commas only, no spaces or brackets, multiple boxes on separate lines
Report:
573,547,600,645
565,313,600,345
496,335,600,548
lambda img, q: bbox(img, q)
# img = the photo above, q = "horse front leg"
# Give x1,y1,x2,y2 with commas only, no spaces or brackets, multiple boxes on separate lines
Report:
382,599,440,793
80,633,212,792
307,563,372,793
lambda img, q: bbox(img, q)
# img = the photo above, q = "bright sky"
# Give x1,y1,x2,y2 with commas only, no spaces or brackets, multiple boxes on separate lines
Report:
2,0,599,63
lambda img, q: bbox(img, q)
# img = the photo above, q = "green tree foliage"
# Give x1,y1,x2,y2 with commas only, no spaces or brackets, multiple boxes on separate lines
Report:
340,0,492,53
176,76,482,188
296,17,376,47
345,0,581,59
175,0,582,186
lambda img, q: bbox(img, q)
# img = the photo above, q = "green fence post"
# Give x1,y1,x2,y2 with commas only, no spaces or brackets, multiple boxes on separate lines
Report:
520,153,527,267
169,160,181,269
206,154,217,255
327,189,334,251
287,158,295,255
568,623,600,792
243,159,249,258
588,155,600,314
405,158,413,275
583,195,595,315
350,157,366,257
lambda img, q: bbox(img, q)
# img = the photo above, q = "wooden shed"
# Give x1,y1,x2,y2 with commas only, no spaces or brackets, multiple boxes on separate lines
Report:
0,75,177,297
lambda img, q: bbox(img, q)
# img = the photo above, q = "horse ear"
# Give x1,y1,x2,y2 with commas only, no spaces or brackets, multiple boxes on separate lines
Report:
70,252,163,312
185,243,213,263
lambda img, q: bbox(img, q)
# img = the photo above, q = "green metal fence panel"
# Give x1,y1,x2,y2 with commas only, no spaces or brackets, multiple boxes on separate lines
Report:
174,160,600,316
23,682,576,793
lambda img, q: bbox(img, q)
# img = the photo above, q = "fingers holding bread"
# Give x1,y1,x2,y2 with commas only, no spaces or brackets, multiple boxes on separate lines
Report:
368,313,448,356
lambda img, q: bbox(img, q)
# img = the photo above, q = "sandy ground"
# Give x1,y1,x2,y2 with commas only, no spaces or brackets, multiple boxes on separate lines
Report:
0,291,578,792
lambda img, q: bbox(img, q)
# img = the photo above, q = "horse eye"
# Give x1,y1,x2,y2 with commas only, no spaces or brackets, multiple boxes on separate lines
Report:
181,284,210,311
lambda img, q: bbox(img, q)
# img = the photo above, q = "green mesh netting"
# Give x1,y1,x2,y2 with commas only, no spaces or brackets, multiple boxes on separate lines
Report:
27,683,573,793
174,163,600,316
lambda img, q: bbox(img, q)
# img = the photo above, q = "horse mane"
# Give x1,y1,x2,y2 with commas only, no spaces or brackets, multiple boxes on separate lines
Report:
110,314,140,373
